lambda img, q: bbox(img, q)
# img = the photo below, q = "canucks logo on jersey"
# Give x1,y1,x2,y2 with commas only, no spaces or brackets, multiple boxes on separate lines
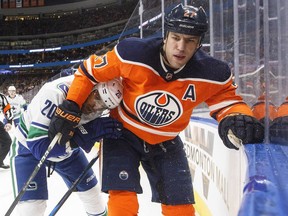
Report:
135,91,183,127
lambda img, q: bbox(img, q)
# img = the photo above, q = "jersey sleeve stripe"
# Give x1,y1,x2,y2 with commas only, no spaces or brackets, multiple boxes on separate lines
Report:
209,100,242,112
80,63,97,83
120,101,141,123
31,121,49,130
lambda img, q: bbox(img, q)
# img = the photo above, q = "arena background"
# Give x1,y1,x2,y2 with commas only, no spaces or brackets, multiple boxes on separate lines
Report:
1,0,288,215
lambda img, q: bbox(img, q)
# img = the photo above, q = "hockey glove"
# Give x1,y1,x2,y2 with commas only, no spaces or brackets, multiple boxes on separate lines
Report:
269,116,288,145
70,117,123,153
48,100,81,146
218,115,264,150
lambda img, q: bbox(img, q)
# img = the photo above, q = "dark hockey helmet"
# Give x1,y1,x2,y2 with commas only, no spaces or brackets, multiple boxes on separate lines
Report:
164,4,208,38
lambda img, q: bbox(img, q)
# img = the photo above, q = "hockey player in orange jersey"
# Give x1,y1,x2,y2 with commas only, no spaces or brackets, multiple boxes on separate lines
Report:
48,4,264,216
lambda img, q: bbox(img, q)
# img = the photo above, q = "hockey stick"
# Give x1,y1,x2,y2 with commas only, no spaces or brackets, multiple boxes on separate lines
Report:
49,152,100,216
5,133,61,216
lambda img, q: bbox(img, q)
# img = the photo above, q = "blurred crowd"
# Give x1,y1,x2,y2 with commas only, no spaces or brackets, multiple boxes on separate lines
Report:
0,72,56,100
0,43,111,65
0,2,137,37
0,1,139,98
0,0,210,100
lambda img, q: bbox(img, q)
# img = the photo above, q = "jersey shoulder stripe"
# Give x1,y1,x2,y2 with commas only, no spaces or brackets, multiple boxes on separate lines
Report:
116,37,231,83
116,37,162,67
117,37,162,60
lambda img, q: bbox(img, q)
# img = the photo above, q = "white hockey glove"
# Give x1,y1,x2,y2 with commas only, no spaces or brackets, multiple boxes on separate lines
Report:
218,114,264,150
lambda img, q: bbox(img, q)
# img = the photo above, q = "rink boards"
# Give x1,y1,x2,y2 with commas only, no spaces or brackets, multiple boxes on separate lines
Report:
181,116,288,216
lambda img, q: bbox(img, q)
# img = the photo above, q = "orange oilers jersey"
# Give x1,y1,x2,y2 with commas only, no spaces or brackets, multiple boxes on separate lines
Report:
68,37,253,144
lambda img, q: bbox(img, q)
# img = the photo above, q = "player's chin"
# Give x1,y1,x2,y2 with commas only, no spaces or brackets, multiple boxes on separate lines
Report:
173,57,188,67
171,61,186,69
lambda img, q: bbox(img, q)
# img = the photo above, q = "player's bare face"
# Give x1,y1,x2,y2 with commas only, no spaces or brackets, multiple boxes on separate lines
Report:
163,32,200,69
81,89,107,114
8,90,16,98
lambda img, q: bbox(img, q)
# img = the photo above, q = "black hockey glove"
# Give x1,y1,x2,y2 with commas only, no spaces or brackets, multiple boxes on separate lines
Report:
269,116,288,145
218,115,264,150
70,117,123,153
48,100,81,146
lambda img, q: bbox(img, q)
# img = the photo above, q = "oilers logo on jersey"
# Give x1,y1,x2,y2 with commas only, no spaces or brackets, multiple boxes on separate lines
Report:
135,91,183,127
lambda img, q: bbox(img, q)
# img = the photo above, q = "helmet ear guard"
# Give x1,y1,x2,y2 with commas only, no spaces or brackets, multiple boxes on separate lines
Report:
164,4,208,38
97,79,123,109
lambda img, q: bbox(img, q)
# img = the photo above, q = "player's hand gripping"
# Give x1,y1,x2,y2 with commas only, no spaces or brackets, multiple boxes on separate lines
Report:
70,117,123,153
48,99,81,145
218,114,264,150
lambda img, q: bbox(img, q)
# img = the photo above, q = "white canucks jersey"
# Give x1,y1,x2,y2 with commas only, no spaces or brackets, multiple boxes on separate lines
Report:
14,75,100,162
15,75,75,162
7,94,26,118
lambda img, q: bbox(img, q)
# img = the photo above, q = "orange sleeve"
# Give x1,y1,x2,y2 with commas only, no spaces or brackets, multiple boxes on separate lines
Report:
66,72,94,108
252,102,278,120
276,102,288,118
66,48,126,108
206,79,254,122
251,103,265,120
214,103,254,122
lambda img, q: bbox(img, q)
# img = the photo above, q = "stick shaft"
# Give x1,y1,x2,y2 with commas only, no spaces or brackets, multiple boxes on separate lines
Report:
49,153,99,216
5,133,61,216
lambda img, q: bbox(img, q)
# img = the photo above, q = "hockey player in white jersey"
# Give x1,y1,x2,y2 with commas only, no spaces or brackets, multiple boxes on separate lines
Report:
6,85,27,126
10,75,123,216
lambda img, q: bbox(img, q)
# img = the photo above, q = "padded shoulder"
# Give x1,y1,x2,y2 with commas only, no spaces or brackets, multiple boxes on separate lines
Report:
182,49,232,82
116,37,162,66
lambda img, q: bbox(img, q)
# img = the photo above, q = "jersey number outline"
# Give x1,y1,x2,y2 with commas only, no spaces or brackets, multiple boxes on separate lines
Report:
41,99,57,119
93,55,108,68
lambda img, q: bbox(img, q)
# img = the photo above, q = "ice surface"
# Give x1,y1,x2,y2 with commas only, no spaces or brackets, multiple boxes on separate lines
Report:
0,146,161,216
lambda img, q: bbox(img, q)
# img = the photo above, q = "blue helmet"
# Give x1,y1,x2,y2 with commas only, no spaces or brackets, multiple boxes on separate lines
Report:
165,4,208,37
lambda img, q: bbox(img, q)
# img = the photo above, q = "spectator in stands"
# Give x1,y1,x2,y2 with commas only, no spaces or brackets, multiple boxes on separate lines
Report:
0,2,136,37
0,92,13,169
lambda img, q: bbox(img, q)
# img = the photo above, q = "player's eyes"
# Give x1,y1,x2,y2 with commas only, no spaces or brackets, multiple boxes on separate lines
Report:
172,36,180,41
